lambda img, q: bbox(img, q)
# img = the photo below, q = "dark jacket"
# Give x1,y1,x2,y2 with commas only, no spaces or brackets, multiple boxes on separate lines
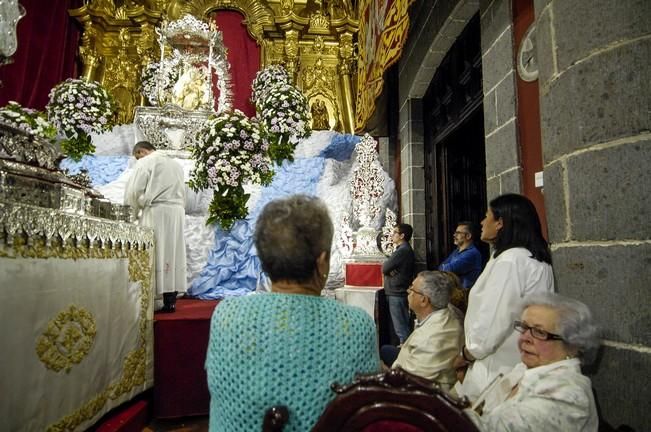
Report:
382,242,415,296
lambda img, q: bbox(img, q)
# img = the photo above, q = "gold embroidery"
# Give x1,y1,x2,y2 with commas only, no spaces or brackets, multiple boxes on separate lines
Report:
2,232,153,431
35,305,97,373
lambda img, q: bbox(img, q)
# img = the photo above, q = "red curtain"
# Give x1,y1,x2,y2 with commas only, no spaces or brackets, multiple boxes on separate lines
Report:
0,0,82,110
212,10,260,117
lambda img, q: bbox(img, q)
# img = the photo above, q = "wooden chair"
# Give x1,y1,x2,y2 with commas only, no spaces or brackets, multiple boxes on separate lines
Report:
262,368,479,432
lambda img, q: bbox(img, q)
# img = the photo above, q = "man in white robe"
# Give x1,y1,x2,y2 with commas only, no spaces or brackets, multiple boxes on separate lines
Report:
124,141,187,311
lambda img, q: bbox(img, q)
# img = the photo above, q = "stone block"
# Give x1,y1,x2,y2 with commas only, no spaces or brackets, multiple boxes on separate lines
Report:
553,0,651,72
410,188,426,213
484,120,519,177
589,345,651,432
441,16,468,41
495,72,516,126
486,176,500,201
452,0,479,22
398,100,410,130
478,0,493,13
542,162,567,244
541,39,651,162
552,243,651,345
404,138,424,168
533,0,551,15
481,27,515,91
566,141,651,241
535,5,555,88
480,0,512,55
499,167,522,195
407,120,424,148
400,185,411,209
483,91,498,135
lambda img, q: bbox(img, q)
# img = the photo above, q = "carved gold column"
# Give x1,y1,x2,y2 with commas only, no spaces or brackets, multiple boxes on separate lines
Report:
283,29,300,80
78,21,102,81
337,31,355,133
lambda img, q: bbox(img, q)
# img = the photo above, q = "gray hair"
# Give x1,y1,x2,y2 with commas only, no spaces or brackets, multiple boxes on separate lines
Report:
417,271,452,310
254,194,333,283
523,292,600,359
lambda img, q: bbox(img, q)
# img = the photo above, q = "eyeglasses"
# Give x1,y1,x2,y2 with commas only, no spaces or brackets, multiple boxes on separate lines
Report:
513,320,564,341
407,287,426,297
453,231,469,236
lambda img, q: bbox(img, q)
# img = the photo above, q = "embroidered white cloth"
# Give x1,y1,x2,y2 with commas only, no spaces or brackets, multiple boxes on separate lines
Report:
464,358,598,431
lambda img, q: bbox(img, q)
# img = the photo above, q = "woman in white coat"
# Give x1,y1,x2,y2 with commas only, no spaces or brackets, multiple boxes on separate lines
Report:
454,193,554,401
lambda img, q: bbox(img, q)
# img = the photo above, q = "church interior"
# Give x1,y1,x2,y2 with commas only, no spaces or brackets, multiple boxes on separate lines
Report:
0,0,648,431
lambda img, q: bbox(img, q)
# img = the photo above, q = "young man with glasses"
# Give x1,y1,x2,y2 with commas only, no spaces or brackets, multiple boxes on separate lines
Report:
382,223,416,344
438,221,482,289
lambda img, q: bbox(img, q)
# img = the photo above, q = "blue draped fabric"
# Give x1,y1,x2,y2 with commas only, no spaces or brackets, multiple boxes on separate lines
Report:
188,156,328,299
59,155,129,186
318,133,359,161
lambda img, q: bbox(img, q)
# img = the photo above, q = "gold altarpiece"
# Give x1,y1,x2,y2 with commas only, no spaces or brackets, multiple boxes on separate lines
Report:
69,0,358,133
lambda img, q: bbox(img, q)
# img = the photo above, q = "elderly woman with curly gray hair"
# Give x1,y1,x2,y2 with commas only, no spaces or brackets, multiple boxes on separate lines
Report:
464,292,600,431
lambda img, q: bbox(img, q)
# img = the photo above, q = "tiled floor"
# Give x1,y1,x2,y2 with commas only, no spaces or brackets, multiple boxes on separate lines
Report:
142,416,208,432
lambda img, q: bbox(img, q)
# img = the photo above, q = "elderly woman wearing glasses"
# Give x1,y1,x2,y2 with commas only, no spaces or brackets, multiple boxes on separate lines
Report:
464,292,600,431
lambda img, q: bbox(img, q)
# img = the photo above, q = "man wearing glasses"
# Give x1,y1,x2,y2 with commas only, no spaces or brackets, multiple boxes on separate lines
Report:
381,271,463,390
438,221,482,289
382,223,416,344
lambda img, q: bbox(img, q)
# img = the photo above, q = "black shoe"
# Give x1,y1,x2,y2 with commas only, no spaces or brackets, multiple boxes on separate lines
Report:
162,291,178,313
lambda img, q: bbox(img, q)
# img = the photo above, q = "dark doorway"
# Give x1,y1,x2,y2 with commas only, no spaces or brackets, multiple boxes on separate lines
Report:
423,14,488,268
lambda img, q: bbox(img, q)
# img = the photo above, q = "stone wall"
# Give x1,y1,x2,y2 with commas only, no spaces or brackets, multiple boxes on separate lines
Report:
394,0,649,428
536,0,651,430
480,0,522,199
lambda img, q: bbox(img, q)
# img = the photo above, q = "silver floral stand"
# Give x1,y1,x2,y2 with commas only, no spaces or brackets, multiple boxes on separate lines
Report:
334,135,396,320
0,124,155,431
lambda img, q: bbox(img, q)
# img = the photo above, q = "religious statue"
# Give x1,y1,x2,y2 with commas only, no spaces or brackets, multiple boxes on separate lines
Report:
172,66,212,111
311,100,330,130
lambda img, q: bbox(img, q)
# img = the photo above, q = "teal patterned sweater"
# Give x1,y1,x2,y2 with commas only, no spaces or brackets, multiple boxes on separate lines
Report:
205,293,381,431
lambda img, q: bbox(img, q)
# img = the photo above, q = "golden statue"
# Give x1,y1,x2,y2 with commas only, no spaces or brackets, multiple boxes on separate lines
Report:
311,100,330,130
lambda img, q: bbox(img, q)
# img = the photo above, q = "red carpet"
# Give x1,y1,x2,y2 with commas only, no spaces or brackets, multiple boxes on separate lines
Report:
154,298,220,419
94,399,150,432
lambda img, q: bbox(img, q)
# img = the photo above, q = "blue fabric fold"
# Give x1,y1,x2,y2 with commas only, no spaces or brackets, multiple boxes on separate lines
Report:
318,133,359,160
59,155,129,186
188,156,328,299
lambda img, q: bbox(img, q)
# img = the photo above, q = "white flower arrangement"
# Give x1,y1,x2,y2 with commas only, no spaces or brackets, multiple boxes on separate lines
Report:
140,55,182,105
46,78,115,161
189,109,274,228
0,101,57,142
251,64,290,106
252,64,311,163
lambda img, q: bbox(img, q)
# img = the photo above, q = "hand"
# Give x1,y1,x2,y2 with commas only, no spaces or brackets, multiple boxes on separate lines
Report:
453,354,469,383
